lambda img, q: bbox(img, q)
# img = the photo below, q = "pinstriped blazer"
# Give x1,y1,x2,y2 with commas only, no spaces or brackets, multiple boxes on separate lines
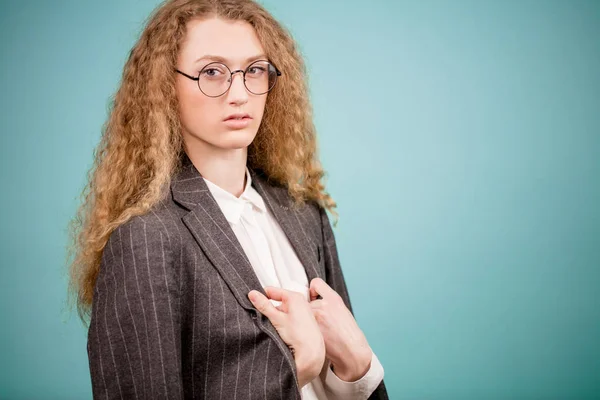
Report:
87,153,389,399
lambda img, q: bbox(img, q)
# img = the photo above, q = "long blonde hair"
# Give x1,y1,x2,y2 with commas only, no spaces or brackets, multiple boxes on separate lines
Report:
66,0,338,325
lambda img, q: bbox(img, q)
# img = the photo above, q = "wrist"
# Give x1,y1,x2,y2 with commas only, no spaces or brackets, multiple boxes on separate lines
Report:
331,348,372,382
296,353,324,388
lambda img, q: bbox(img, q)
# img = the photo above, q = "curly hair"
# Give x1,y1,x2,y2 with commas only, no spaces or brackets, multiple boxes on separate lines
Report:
66,0,338,325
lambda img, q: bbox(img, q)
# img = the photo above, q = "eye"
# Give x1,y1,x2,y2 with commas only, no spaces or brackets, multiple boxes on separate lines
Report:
201,68,221,77
247,66,266,76
200,65,227,79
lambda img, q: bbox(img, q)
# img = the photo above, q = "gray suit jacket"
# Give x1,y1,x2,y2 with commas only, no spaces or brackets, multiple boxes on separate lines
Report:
87,153,389,399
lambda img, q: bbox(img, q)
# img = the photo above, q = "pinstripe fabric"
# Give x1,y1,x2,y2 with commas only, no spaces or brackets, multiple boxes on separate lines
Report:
87,152,389,399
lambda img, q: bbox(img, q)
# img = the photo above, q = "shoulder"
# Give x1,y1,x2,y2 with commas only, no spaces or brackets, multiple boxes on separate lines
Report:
302,199,329,228
287,198,328,247
97,206,184,302
104,201,183,263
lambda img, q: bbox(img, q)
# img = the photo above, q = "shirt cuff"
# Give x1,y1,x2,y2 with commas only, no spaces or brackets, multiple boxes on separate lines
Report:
322,351,384,400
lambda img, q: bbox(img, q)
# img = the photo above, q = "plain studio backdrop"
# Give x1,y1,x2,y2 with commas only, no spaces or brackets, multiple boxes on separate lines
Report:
0,0,599,399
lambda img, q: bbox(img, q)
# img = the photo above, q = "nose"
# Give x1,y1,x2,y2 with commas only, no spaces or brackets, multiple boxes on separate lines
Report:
227,70,248,104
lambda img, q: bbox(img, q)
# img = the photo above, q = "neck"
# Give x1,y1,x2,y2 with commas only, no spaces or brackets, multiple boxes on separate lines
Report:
184,139,248,198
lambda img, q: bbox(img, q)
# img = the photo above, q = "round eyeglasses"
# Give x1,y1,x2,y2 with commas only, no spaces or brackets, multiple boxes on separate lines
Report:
175,60,282,97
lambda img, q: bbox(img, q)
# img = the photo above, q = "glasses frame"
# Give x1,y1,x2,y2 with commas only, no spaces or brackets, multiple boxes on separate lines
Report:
175,59,282,98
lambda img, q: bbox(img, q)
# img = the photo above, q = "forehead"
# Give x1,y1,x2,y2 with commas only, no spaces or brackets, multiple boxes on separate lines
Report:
179,17,265,65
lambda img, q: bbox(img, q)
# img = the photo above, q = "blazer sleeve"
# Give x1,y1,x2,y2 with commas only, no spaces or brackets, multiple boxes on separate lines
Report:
319,206,390,400
87,216,183,400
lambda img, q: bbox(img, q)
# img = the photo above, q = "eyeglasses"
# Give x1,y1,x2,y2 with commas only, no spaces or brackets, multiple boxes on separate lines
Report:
175,60,282,97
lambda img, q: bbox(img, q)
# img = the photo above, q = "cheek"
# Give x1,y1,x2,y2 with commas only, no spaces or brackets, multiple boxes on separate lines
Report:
178,88,216,133
255,97,267,121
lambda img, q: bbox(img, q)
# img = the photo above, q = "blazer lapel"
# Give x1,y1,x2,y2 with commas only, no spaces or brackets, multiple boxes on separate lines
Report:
171,153,264,313
249,169,324,284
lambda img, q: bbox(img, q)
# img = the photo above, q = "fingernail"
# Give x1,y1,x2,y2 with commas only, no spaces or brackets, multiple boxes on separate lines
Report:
248,291,257,302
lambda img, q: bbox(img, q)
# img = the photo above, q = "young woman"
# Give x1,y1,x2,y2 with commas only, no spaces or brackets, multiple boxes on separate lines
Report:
68,0,388,398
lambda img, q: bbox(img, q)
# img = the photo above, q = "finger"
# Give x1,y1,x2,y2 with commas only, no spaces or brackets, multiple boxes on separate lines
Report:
265,286,301,308
309,286,319,301
309,299,323,310
310,278,337,299
264,286,288,302
248,290,281,321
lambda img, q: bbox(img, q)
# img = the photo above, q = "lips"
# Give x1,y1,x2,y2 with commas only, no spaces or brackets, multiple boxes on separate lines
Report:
224,113,251,121
222,114,253,129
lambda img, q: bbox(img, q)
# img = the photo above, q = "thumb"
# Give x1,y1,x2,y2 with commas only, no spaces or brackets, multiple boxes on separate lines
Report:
248,290,281,321
310,277,336,300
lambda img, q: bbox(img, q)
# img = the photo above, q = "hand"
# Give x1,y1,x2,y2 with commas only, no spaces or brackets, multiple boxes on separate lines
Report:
309,278,372,382
248,287,326,388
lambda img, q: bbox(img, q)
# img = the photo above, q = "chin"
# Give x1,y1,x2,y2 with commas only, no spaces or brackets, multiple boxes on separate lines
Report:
217,129,257,149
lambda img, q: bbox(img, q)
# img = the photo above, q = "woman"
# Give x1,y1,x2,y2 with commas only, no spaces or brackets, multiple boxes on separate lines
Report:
68,0,388,398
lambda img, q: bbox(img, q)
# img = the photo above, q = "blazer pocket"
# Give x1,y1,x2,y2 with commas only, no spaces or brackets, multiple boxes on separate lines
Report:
316,244,325,274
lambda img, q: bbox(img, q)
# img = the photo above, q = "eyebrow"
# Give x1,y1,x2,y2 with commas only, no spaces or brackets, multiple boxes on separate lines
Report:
193,54,268,64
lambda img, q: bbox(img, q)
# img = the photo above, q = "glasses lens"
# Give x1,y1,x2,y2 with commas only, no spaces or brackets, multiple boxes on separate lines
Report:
244,61,278,95
198,62,230,97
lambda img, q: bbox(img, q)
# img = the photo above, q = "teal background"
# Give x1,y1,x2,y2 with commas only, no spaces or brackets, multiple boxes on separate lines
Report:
1,0,599,398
